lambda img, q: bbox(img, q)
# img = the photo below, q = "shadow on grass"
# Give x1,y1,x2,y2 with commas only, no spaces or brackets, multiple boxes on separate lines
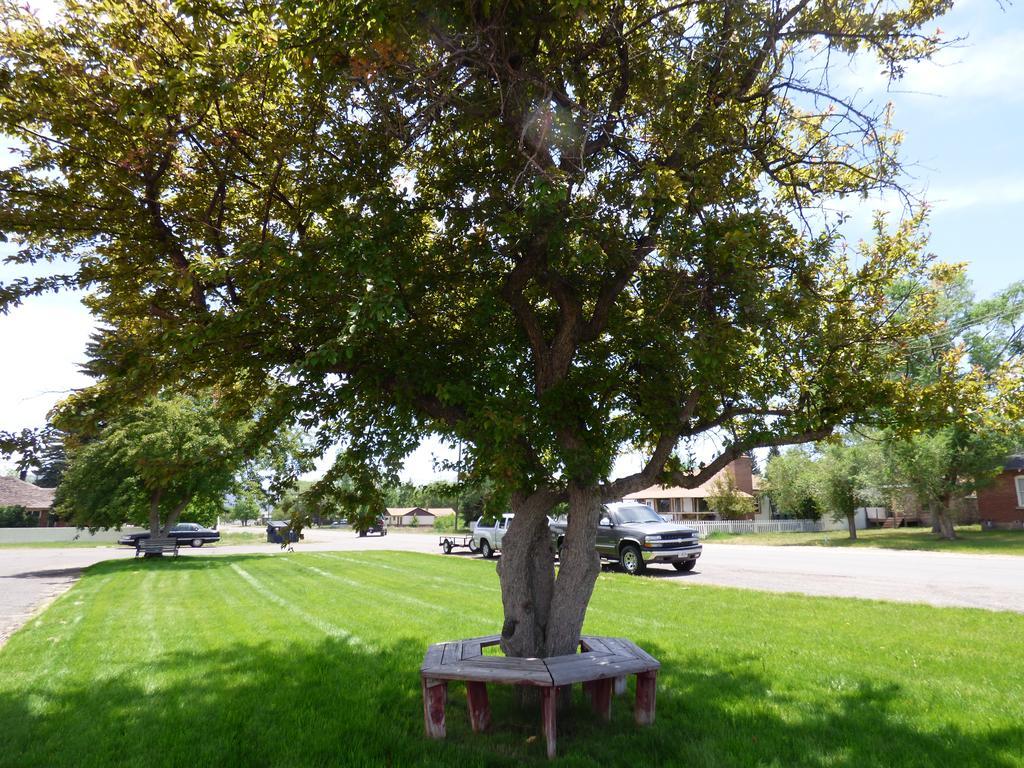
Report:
2,628,1022,768
84,552,280,574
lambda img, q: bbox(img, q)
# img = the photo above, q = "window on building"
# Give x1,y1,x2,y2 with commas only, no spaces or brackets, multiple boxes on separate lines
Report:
1016,476,1024,507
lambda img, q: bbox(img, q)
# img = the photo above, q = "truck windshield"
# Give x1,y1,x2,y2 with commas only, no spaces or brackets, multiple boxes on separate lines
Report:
613,506,662,524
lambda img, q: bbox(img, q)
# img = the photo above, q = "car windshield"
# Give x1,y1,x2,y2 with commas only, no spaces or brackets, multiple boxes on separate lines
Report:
613,506,662,524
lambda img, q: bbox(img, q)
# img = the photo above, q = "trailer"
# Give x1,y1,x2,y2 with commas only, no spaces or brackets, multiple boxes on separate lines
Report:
438,533,478,555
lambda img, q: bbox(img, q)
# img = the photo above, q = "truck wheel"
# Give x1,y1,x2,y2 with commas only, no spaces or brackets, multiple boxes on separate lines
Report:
442,540,453,555
620,544,646,575
480,539,494,559
672,560,695,572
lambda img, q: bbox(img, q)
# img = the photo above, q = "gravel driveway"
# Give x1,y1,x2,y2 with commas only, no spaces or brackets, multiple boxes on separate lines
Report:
3,531,1022,646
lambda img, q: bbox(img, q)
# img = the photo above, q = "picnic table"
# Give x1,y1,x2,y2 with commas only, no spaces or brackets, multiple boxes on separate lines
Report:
420,634,658,759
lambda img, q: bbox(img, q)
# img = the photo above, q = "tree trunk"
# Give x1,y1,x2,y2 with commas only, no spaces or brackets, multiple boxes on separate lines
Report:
545,485,603,656
934,498,957,540
497,485,604,660
160,497,191,538
846,512,857,541
497,493,557,659
148,491,162,537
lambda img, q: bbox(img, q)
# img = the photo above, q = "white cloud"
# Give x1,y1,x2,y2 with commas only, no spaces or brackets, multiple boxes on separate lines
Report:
0,295,95,432
841,30,1024,104
926,178,1024,212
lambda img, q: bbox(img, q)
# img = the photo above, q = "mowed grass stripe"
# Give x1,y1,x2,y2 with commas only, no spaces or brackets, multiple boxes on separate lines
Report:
230,562,368,646
239,553,497,642
299,553,502,633
311,550,502,595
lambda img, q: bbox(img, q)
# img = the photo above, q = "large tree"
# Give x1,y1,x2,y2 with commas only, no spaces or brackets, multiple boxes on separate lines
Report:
1,0,955,655
53,393,249,539
868,271,1024,539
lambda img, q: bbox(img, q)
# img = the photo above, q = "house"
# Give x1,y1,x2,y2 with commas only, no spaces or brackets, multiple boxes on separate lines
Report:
977,455,1024,530
0,476,58,526
624,456,772,521
385,507,456,527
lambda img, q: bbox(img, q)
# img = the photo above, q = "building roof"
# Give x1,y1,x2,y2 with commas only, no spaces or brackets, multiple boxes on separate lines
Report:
386,507,438,517
624,479,753,500
1004,455,1024,471
0,476,55,511
427,507,457,517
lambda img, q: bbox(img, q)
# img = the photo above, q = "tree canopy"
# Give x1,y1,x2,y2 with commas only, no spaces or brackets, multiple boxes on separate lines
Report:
53,393,248,535
1,0,960,654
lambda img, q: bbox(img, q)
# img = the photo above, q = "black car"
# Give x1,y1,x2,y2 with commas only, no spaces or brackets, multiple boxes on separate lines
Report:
357,516,388,537
118,523,221,548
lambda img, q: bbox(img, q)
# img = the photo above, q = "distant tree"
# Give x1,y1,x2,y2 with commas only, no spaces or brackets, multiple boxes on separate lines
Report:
706,472,755,520
871,269,1024,539
814,439,870,541
0,425,67,486
765,448,820,520
0,505,35,528
53,393,248,543
229,482,264,527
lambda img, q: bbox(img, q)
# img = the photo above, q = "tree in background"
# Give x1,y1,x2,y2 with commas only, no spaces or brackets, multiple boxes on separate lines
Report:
706,471,755,520
764,447,820,520
0,425,68,487
382,478,496,529
0,505,35,528
766,271,1024,541
815,439,871,541
764,441,865,538
871,269,1024,539
0,0,956,656
53,393,248,542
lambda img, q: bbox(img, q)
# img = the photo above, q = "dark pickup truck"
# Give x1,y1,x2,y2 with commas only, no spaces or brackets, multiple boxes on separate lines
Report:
550,502,702,575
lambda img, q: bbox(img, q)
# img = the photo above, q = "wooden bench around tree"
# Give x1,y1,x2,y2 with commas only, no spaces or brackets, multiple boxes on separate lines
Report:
420,634,659,759
135,537,180,558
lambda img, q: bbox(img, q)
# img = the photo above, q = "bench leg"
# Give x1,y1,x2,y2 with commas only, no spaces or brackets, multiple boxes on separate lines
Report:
634,671,657,726
614,676,627,696
588,678,612,722
541,686,557,759
466,681,491,733
422,678,447,739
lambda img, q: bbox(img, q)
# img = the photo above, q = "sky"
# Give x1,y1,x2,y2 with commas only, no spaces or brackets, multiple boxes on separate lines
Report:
1,0,1023,483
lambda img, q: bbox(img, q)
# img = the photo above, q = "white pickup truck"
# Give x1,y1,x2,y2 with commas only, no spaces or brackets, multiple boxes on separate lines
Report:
470,514,513,558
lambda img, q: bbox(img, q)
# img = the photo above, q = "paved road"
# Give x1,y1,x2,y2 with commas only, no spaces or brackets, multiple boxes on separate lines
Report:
3,533,1022,645
658,544,1024,613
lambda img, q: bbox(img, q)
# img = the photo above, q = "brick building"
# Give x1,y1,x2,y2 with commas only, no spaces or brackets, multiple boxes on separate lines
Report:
977,455,1024,530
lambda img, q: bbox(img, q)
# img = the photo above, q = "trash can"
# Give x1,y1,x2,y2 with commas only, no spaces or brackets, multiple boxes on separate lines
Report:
266,521,301,544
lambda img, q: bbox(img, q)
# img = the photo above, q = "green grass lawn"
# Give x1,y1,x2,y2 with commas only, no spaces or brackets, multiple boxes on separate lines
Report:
215,530,268,545
1,552,1021,767
704,525,1024,555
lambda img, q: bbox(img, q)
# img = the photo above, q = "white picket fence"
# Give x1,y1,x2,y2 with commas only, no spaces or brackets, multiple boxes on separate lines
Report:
689,519,823,536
